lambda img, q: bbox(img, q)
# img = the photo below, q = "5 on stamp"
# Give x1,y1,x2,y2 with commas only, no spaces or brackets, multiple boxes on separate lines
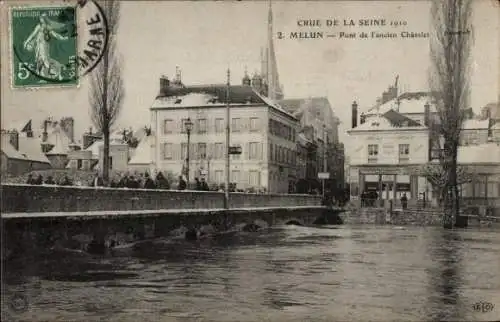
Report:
11,6,78,88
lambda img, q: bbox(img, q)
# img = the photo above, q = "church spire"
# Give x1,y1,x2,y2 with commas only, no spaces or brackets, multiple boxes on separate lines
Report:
262,0,282,100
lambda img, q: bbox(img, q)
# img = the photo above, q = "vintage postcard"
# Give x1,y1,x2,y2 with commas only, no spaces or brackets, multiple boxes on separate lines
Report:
1,0,499,321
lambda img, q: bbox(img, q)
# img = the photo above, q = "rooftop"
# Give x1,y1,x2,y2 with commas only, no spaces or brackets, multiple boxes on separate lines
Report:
366,92,436,115
152,84,296,119
128,135,153,165
350,109,424,132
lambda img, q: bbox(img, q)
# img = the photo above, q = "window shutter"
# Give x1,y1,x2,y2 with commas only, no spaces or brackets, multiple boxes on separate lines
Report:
244,142,250,160
258,143,263,160
160,143,165,160
207,143,214,159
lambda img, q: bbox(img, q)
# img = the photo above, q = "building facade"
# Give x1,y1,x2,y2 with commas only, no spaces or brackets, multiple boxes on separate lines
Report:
347,84,500,209
150,76,299,193
279,97,344,192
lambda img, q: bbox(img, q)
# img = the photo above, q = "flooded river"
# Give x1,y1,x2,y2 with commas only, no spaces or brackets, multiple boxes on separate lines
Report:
2,225,499,321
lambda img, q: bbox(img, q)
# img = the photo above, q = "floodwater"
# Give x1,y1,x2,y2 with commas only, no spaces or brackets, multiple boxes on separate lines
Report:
2,225,500,322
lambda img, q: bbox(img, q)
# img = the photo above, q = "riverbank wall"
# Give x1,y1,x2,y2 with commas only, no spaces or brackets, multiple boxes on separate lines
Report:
340,206,499,227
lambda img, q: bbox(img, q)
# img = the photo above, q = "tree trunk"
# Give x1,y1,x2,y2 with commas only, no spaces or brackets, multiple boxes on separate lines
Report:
103,129,110,185
453,153,468,228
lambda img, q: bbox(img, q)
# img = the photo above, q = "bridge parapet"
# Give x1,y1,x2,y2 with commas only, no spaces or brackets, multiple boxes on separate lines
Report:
0,184,322,214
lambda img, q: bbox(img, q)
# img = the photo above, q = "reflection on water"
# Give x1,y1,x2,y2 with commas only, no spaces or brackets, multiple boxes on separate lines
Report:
2,225,500,321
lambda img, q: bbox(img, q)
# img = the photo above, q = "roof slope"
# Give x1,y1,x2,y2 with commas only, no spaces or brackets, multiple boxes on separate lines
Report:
128,135,152,165
1,134,26,160
18,136,50,163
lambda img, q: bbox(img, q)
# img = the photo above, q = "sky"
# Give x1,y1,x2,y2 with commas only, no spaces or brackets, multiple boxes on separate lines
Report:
1,0,498,147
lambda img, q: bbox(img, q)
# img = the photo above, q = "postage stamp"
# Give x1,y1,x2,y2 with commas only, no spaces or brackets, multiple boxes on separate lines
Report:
9,0,109,89
10,6,78,88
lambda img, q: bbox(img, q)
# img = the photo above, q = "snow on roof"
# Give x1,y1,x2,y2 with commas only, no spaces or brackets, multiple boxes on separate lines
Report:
462,119,490,130
1,134,27,160
152,92,219,109
351,115,424,132
252,91,296,120
18,136,50,163
458,142,500,164
128,135,153,165
366,92,436,115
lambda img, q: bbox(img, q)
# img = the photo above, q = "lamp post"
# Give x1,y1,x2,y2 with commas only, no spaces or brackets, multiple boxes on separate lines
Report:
322,124,327,199
224,69,231,209
185,117,193,184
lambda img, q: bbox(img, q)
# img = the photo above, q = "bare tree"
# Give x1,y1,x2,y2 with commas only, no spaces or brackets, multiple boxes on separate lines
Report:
89,0,124,184
421,163,473,205
428,0,473,228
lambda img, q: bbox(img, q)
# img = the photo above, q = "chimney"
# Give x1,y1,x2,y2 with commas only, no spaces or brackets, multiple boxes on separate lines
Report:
381,91,390,104
42,119,49,142
360,113,366,125
424,102,430,126
9,130,19,151
60,117,75,143
351,101,358,129
160,75,170,95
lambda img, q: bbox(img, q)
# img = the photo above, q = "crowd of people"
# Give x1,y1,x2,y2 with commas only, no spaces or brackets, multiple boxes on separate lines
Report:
15,170,226,192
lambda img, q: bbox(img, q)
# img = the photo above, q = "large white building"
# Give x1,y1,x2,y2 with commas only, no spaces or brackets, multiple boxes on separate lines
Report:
150,76,299,193
347,83,500,208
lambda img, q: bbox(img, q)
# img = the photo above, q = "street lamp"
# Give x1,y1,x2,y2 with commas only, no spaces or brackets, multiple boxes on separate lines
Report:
185,117,193,183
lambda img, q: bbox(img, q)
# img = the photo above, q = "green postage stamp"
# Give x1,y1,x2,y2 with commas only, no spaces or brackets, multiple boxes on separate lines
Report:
10,6,78,88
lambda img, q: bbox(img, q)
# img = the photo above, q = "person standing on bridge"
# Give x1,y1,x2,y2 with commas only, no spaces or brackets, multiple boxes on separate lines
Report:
91,173,104,187
177,176,187,190
401,193,408,210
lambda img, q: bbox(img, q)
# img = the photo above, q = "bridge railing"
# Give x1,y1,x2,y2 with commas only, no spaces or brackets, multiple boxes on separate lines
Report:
0,184,323,214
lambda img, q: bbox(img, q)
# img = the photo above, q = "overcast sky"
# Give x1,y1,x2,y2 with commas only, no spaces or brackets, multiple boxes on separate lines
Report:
1,0,498,144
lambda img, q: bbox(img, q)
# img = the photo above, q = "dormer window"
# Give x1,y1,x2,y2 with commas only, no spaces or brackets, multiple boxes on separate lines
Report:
371,122,380,127
174,98,182,104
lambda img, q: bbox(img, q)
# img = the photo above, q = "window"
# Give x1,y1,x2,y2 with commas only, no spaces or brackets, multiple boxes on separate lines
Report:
231,170,240,183
368,144,378,163
215,118,224,133
399,144,410,163
198,143,207,159
231,144,241,160
249,171,260,187
232,118,241,132
77,159,82,169
108,156,113,170
249,142,260,160
180,143,187,160
197,119,207,134
270,144,274,161
215,170,224,184
163,143,173,159
214,143,224,159
250,117,260,131
163,119,174,134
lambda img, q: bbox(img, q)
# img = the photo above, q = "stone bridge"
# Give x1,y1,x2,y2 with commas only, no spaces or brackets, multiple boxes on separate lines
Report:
1,184,344,256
